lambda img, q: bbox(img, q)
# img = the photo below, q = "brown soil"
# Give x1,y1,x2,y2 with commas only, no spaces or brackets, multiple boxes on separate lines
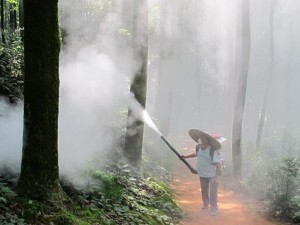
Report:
171,161,278,225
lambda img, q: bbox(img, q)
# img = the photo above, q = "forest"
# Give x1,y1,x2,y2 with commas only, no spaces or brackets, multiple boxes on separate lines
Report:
0,0,300,225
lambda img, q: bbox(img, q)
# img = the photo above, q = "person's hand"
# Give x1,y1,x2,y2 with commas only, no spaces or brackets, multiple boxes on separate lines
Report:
181,155,186,159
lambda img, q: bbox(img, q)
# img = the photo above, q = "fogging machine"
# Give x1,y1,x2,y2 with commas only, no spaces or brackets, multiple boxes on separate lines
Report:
160,136,197,174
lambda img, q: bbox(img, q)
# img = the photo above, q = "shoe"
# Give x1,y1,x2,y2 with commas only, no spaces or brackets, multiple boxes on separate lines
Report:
210,209,218,216
201,204,208,209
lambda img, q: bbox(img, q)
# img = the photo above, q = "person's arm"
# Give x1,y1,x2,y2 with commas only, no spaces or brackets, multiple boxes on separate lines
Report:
181,152,196,159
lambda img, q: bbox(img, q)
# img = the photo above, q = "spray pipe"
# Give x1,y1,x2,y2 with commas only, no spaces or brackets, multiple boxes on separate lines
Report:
160,136,198,174
127,95,197,174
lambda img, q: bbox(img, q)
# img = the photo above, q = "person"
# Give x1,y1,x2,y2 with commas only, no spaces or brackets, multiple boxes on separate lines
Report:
182,129,224,216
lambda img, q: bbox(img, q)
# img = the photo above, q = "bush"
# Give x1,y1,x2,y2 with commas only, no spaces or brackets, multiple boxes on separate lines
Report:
0,30,24,103
88,163,182,225
240,150,270,198
0,178,25,225
265,157,300,221
1,164,182,225
291,195,300,223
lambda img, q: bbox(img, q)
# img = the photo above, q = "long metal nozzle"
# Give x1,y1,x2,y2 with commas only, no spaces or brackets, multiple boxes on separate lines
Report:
160,136,197,174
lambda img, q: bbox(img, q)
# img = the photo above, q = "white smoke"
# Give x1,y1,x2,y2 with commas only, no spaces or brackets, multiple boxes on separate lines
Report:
57,0,134,185
0,98,23,172
127,93,162,137
0,0,135,187
58,48,129,184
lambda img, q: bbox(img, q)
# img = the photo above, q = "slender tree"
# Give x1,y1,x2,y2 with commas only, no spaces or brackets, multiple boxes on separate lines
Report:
281,28,294,156
18,0,65,202
19,0,24,39
9,2,17,30
155,0,173,137
232,0,251,179
1,0,5,44
281,76,292,155
18,0,23,24
124,0,148,170
256,1,276,151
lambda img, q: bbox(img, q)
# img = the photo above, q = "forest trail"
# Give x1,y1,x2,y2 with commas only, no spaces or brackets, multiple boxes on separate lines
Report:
171,160,277,225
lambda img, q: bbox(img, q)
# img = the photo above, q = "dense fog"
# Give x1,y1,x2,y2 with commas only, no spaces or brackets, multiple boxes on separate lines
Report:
147,0,300,163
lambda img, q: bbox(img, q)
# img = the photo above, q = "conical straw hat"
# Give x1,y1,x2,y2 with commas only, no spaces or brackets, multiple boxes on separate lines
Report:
188,129,222,150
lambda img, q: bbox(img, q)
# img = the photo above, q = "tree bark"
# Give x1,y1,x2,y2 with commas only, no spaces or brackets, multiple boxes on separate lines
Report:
232,0,251,180
9,3,17,30
19,0,24,39
256,1,275,151
124,0,148,171
281,46,293,156
18,0,65,202
1,0,5,44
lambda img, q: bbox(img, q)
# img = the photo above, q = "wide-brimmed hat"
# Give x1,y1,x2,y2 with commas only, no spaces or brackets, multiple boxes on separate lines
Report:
188,129,222,150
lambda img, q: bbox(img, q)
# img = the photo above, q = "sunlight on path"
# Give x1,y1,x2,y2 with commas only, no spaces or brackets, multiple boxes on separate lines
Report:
171,161,277,225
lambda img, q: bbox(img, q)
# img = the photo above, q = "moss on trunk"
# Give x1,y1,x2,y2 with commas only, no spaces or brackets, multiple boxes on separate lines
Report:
18,0,65,202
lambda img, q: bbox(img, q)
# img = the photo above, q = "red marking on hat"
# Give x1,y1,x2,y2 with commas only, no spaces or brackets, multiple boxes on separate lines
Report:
211,133,222,139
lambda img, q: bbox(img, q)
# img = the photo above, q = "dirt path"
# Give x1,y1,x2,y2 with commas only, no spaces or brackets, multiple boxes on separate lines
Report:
171,161,277,225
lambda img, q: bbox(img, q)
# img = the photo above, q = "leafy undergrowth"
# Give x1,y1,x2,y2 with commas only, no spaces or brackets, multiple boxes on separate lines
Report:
0,164,182,225
0,30,24,104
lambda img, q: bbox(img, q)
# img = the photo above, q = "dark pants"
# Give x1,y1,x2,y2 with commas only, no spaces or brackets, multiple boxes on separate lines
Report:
199,177,218,210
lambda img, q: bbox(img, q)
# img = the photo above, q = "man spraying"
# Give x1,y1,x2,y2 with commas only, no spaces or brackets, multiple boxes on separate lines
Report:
182,129,225,216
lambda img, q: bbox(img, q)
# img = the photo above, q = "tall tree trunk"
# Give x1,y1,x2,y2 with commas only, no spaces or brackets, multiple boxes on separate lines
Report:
18,0,65,202
9,3,17,30
124,0,148,171
281,47,293,156
232,0,251,180
19,0,24,39
155,0,173,137
256,1,275,151
1,0,5,44
281,80,292,156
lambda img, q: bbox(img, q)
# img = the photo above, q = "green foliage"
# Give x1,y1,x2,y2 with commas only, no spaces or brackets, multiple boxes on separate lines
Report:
240,152,270,198
6,0,19,13
0,180,17,201
87,163,182,225
92,169,125,200
119,28,131,36
0,162,181,225
19,199,43,220
53,210,90,225
0,213,26,225
265,157,300,220
0,30,24,103
6,0,18,5
0,179,25,225
291,195,300,223
241,154,300,223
